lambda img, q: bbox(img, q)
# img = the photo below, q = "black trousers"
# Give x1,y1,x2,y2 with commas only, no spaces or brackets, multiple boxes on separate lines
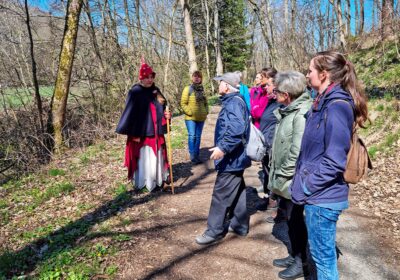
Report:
262,154,270,194
281,198,308,262
205,170,249,238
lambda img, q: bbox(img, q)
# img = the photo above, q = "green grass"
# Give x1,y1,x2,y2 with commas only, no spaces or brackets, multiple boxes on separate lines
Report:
112,234,131,242
49,168,66,177
350,40,400,88
170,124,187,149
375,104,385,111
208,95,220,106
367,128,400,159
1,86,54,108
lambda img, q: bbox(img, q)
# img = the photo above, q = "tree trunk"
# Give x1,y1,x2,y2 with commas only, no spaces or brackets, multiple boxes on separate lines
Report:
329,0,347,51
345,0,351,36
180,0,198,75
135,0,144,53
24,0,44,132
123,0,135,50
359,0,364,34
201,0,214,92
214,0,223,75
284,0,289,34
317,0,324,50
52,0,83,152
381,0,394,39
248,0,275,66
163,0,178,95
291,0,296,35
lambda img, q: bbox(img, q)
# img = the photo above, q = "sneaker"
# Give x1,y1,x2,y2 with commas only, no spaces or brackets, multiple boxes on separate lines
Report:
195,233,222,245
228,226,247,237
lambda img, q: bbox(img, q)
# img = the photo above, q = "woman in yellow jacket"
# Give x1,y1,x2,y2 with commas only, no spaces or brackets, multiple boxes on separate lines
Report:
180,71,209,164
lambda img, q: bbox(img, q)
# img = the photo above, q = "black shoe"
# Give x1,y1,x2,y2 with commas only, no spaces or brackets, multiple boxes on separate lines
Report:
278,257,307,280
273,255,295,268
191,157,202,165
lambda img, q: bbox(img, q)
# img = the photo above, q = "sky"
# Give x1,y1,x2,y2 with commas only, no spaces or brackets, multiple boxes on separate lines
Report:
28,0,399,35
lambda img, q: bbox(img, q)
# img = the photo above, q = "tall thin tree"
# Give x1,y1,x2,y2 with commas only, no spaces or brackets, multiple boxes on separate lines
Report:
24,0,44,132
180,0,198,74
52,0,83,152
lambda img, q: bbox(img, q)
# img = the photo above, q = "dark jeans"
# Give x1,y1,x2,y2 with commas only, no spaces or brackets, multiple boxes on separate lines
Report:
281,199,307,262
205,171,249,238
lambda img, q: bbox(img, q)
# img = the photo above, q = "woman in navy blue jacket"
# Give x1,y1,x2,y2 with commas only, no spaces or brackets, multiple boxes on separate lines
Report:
290,51,369,279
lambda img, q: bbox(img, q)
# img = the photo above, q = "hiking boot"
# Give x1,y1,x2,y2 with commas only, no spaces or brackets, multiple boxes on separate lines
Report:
195,233,222,245
273,255,295,268
278,256,307,280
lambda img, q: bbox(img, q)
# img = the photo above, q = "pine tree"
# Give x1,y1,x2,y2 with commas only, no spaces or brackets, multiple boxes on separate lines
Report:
219,0,251,72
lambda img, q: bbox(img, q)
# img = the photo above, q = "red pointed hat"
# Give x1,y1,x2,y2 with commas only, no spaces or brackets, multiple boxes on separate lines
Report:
139,57,155,80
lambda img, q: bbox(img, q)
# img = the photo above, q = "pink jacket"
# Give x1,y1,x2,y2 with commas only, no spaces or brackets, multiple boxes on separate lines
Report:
250,86,269,128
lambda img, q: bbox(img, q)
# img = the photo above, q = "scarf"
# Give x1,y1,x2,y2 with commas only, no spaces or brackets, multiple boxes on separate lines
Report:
192,83,206,103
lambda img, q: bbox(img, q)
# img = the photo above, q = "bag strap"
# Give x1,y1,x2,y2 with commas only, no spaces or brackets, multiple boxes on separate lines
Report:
234,96,251,145
324,99,356,133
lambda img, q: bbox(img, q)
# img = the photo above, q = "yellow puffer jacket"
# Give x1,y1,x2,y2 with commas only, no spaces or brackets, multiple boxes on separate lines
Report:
180,85,209,121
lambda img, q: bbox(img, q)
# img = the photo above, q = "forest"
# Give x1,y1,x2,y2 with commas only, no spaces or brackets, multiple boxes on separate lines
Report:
0,0,399,180
0,0,399,278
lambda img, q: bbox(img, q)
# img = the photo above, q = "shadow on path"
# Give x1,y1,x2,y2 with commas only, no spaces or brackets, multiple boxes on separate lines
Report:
0,157,215,277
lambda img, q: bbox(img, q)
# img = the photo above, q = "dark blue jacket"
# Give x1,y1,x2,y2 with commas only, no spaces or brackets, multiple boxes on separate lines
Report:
290,85,354,210
259,99,284,153
214,92,251,172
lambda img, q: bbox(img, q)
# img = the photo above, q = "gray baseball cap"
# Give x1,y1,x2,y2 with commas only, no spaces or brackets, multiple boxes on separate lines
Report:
213,72,241,88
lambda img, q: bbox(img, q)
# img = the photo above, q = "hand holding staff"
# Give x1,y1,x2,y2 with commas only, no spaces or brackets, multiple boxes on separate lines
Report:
165,106,174,194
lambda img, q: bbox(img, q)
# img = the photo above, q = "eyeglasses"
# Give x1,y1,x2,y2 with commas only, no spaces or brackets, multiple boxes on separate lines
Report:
273,88,287,95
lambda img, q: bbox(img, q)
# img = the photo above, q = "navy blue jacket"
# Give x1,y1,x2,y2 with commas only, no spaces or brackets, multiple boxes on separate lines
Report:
116,84,166,137
259,99,284,153
214,92,251,172
290,85,355,210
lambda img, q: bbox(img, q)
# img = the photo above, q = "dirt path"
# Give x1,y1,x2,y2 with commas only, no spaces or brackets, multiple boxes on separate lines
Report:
113,105,399,279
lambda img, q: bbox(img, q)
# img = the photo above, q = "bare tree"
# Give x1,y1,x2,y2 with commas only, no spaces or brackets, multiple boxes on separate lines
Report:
381,0,394,39
180,0,198,74
329,0,347,51
24,0,44,132
358,0,365,35
213,0,223,75
52,0,83,152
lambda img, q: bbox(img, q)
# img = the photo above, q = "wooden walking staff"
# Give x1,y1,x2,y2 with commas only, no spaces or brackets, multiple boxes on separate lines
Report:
165,105,174,194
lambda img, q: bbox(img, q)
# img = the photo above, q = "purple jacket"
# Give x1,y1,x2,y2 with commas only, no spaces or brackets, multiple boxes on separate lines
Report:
290,85,354,210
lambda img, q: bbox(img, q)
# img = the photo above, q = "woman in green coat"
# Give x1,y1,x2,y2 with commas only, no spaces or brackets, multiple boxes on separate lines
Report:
180,71,209,164
268,71,312,279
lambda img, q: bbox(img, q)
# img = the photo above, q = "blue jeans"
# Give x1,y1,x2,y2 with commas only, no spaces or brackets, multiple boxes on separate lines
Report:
185,120,205,159
305,205,342,280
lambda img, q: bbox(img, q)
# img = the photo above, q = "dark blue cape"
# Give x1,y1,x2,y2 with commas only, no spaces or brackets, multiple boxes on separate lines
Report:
115,84,166,137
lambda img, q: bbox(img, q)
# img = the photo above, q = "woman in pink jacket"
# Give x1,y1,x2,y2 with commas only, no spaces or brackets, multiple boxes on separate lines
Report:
250,69,276,128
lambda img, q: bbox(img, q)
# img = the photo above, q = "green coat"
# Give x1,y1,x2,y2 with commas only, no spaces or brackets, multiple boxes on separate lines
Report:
180,85,208,122
268,92,312,199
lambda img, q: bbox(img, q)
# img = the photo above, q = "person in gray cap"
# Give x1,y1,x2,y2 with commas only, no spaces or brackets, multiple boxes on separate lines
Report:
195,72,251,245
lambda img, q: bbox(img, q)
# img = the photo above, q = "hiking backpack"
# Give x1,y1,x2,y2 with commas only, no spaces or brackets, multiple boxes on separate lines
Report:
325,99,373,184
246,120,267,161
234,96,266,161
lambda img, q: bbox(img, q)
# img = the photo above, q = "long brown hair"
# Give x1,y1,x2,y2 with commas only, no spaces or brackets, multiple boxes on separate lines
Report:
312,51,369,128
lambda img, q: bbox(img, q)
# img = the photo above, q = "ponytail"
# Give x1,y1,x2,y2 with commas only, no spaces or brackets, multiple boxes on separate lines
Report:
312,51,369,128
